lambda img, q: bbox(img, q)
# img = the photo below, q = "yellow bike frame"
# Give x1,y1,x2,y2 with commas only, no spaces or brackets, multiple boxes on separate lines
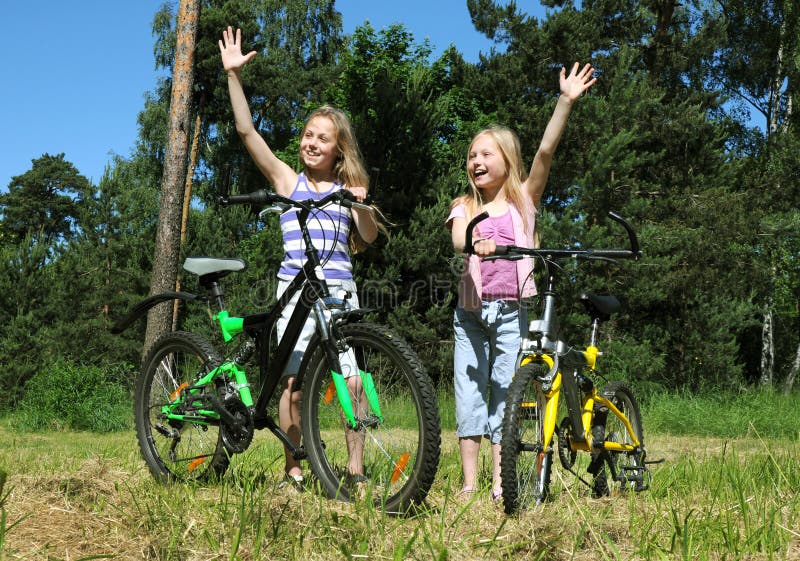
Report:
519,349,641,456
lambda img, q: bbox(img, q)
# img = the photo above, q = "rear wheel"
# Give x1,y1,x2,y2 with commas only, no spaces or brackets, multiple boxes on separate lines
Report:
300,322,440,513
135,331,229,482
500,361,551,514
591,381,644,496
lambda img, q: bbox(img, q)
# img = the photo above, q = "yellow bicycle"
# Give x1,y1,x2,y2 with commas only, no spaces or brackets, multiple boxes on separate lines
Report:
465,211,653,514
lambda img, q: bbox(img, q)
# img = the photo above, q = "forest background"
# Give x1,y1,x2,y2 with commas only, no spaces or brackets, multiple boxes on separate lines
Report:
1,0,798,422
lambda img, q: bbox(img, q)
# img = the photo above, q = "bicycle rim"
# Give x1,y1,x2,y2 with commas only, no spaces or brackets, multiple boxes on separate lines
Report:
135,331,229,482
602,382,644,492
500,362,551,514
301,322,440,513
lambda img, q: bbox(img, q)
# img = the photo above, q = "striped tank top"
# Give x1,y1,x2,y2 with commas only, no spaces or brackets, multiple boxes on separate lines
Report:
277,173,353,281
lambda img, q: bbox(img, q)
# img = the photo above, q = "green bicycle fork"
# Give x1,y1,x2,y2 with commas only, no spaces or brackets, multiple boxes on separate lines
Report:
331,368,383,430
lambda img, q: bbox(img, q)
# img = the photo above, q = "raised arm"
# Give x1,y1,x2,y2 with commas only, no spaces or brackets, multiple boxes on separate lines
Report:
219,27,296,195
524,62,597,207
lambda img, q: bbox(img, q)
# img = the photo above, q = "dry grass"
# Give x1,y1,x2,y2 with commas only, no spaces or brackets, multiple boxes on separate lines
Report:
1,426,799,561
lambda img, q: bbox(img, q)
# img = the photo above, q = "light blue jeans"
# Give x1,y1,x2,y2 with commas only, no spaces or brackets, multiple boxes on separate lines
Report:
453,300,526,444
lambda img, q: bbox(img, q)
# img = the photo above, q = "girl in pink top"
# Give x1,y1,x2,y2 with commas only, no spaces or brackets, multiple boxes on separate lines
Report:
446,62,597,501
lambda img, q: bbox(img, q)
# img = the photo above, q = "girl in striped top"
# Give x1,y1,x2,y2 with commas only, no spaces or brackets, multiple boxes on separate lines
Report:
220,27,380,488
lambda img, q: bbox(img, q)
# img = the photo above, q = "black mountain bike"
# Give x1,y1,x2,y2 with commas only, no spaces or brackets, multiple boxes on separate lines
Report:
112,189,441,513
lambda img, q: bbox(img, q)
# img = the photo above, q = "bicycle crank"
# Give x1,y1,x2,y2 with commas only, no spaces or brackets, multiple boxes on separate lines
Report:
214,395,254,454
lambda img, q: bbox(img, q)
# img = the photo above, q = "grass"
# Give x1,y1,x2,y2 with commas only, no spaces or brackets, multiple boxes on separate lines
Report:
0,391,799,560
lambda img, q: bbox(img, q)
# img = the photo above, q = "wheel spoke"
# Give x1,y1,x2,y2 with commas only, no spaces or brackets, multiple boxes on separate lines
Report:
135,332,228,482
302,323,440,512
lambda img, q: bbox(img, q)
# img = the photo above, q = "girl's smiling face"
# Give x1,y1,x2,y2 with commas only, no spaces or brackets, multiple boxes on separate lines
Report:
468,134,507,192
300,116,339,175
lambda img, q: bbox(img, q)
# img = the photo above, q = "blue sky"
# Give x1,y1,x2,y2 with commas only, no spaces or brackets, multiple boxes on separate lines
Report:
1,1,548,191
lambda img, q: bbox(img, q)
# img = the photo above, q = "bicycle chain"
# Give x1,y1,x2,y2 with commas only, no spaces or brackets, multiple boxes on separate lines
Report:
557,419,577,469
220,395,254,454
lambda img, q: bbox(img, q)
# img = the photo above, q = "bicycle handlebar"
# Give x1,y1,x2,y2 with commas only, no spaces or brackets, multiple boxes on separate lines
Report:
464,210,642,261
218,188,373,213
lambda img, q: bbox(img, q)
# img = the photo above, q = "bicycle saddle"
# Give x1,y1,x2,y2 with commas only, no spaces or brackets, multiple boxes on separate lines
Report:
183,257,248,277
580,291,620,321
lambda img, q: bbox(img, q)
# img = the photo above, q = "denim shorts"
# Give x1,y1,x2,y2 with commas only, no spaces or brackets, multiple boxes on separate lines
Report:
453,300,526,443
276,278,359,377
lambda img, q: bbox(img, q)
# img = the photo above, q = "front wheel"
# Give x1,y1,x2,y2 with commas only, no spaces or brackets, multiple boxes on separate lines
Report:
135,331,229,482
500,361,552,514
300,322,441,513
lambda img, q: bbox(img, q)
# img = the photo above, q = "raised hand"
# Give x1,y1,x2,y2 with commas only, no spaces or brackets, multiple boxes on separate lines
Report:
219,26,257,72
559,62,597,101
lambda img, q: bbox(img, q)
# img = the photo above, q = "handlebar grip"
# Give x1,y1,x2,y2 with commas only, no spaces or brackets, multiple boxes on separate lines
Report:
494,245,509,256
338,189,357,202
590,249,637,259
219,189,274,206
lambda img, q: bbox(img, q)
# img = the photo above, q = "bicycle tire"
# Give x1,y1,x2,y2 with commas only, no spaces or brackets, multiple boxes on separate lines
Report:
592,381,644,496
300,322,441,513
135,331,229,482
500,361,551,514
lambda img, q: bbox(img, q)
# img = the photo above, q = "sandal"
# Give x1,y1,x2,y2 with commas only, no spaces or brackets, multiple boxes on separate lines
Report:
278,473,304,492
456,485,476,498
491,488,503,501
347,473,369,485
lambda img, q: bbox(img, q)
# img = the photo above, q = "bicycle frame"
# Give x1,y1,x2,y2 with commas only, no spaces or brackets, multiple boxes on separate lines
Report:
208,200,383,432
522,357,642,455
517,261,642,461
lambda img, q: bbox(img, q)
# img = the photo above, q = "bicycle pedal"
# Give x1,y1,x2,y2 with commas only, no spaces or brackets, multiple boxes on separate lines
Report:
635,470,652,492
620,464,651,492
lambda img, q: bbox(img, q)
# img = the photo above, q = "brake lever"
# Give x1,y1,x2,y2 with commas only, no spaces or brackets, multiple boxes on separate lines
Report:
349,201,375,213
258,203,291,219
585,255,620,266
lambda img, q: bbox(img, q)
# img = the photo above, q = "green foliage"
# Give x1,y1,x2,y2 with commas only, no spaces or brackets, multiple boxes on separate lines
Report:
0,153,91,246
0,0,798,405
10,360,132,433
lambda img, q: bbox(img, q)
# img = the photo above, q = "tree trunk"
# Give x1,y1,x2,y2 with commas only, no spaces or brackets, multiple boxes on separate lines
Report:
144,0,200,354
783,342,800,394
759,299,775,387
768,30,785,137
172,110,203,331
646,0,677,80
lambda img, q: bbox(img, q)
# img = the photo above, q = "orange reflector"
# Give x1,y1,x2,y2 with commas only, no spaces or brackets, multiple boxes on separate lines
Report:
323,380,336,404
170,382,189,402
390,452,411,484
188,457,206,472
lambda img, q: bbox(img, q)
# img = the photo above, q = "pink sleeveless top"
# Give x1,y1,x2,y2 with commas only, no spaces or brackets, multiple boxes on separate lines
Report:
446,199,537,311
478,210,518,300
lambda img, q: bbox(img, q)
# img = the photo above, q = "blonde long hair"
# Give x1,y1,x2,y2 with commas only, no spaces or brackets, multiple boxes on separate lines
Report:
302,104,387,252
303,104,369,188
452,125,531,234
